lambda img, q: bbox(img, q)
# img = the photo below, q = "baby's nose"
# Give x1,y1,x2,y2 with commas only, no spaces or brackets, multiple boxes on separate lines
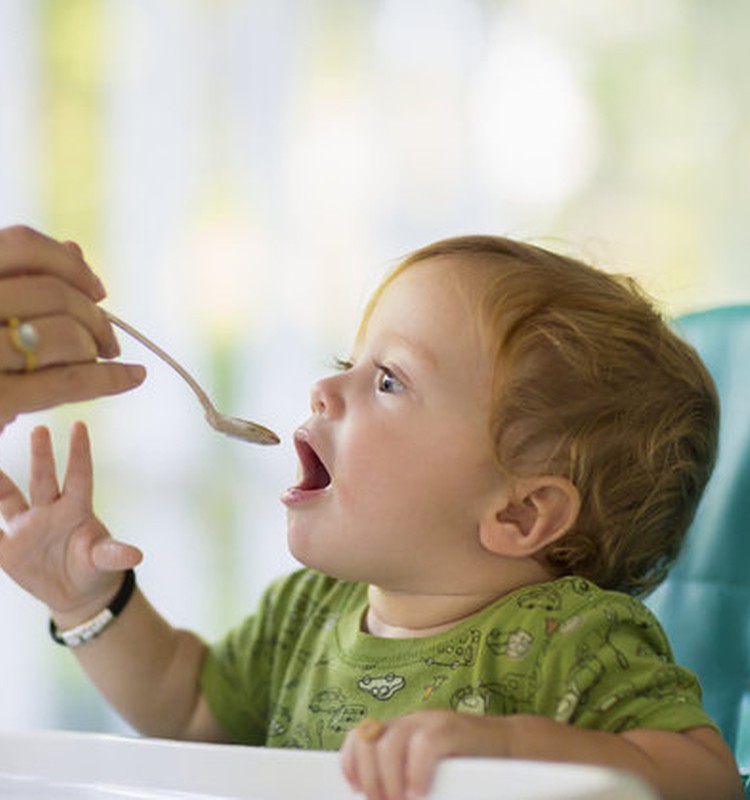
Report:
310,375,344,417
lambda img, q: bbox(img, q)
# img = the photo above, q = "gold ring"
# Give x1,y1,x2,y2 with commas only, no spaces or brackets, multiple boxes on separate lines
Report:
8,317,40,372
356,717,386,742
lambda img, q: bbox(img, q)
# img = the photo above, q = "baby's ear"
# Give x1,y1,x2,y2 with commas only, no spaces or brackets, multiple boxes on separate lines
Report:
478,476,580,558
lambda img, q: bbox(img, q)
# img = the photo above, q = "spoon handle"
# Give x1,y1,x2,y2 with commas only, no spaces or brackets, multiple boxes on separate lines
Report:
105,311,214,416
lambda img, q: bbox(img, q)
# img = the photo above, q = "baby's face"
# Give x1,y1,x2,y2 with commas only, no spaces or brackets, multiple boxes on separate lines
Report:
282,257,509,594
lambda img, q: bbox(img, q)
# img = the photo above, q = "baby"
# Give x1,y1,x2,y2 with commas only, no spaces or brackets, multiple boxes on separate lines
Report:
0,235,742,800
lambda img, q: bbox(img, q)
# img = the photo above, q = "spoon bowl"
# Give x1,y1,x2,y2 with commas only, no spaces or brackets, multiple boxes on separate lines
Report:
106,311,280,446
204,407,280,446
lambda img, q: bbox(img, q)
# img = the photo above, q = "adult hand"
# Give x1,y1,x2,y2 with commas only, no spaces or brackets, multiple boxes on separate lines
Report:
0,225,145,431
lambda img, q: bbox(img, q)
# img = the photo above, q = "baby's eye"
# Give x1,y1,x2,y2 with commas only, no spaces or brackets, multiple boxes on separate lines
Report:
376,365,406,394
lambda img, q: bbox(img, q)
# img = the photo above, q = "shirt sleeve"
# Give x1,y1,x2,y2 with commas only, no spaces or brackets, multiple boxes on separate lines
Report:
200,569,338,745
533,590,718,734
200,588,276,745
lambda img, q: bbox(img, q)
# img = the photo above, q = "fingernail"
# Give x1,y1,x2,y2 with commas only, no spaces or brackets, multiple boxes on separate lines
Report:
128,365,147,383
63,240,84,258
92,275,107,300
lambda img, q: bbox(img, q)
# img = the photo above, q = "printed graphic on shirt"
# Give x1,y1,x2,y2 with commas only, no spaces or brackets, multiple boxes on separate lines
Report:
357,673,407,701
515,584,563,611
311,701,368,734
486,627,534,660
203,573,711,749
422,675,449,702
555,655,607,722
424,629,481,669
275,688,371,749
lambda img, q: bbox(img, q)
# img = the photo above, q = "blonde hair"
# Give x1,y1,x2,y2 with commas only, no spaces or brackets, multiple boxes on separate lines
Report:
363,235,718,596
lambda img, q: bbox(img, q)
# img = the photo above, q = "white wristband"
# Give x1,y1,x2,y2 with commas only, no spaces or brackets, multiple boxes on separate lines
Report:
49,569,136,648
52,608,115,648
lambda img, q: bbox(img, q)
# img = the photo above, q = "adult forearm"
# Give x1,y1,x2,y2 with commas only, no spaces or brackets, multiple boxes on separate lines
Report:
53,588,208,739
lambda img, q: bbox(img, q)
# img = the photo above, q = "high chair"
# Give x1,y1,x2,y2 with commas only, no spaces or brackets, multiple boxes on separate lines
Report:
646,304,750,795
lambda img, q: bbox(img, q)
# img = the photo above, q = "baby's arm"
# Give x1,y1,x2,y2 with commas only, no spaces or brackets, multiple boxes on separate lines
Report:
341,710,743,800
0,422,226,741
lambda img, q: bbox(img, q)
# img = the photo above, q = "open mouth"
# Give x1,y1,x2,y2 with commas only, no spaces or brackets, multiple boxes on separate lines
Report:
293,431,332,492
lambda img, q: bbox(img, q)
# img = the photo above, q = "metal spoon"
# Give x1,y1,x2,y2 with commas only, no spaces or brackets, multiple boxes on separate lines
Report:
105,311,280,446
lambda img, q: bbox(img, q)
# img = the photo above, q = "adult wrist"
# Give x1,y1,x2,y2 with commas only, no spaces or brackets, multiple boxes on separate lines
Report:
49,569,136,648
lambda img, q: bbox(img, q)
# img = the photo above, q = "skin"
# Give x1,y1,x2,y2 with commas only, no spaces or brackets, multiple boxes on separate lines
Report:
0,225,145,431
0,256,742,800
282,261,561,605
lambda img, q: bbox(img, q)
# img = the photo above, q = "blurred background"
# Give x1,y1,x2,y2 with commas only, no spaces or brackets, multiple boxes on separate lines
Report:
1,0,749,733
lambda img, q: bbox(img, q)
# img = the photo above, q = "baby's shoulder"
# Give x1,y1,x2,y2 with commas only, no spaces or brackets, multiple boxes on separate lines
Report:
509,576,651,613
502,577,667,650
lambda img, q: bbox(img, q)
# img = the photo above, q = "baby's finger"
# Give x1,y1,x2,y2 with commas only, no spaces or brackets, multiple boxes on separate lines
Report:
340,731,361,792
91,538,143,572
403,732,445,800
0,470,29,524
402,712,501,800
61,422,93,506
29,426,60,506
374,728,413,800
349,737,387,800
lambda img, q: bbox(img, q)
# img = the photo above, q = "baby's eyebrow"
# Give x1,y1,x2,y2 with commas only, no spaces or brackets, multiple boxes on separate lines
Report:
379,332,438,370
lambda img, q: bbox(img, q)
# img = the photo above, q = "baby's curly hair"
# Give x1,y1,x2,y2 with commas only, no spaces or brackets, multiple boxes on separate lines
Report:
386,235,719,597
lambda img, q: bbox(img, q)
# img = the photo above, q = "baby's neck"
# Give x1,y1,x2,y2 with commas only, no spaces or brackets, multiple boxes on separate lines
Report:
364,586,504,639
364,561,557,639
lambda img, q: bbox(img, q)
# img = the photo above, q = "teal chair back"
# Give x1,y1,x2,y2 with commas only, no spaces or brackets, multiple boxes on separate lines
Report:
647,305,750,779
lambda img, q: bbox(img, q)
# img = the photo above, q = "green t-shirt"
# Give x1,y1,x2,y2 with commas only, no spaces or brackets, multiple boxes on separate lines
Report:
200,569,715,749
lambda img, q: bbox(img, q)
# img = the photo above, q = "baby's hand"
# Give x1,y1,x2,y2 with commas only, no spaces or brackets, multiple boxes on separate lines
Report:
341,710,512,800
0,422,142,618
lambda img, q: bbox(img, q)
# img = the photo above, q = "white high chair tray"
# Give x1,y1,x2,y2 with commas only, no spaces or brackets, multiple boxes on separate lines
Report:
0,730,656,799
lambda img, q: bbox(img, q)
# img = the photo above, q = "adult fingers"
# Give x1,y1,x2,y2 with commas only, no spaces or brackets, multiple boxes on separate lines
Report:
0,361,146,423
0,226,105,301
29,426,61,506
0,294,120,366
61,240,84,258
